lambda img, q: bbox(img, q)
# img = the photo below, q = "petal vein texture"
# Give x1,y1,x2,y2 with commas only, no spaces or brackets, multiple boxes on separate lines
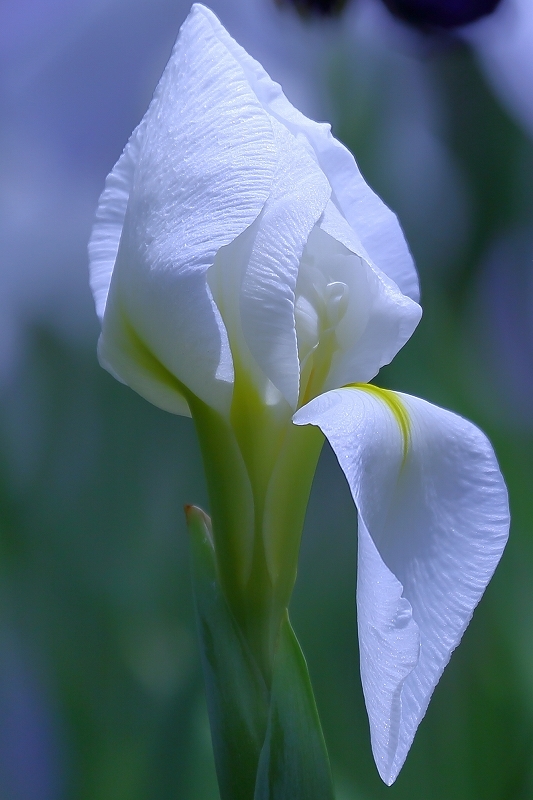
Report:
90,5,278,413
294,386,509,783
198,4,420,302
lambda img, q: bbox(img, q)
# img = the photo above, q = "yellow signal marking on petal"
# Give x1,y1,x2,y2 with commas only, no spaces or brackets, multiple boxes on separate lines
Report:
347,383,410,460
119,307,192,406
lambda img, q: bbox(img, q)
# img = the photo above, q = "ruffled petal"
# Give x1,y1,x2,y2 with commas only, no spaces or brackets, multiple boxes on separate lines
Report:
94,5,278,414
195,3,419,302
294,386,509,784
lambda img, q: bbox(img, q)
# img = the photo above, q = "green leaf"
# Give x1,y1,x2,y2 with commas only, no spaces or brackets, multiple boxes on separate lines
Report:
254,612,335,800
187,505,269,800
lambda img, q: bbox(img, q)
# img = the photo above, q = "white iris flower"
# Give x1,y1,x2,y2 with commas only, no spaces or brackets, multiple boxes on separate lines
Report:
89,4,509,785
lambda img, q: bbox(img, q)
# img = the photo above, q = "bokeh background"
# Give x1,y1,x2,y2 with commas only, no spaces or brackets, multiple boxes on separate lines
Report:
1,0,533,797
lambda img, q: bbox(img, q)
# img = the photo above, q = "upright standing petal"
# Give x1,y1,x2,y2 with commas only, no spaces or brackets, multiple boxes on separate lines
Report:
195,3,419,302
91,5,278,415
239,121,330,407
314,202,421,391
209,118,330,409
294,386,509,784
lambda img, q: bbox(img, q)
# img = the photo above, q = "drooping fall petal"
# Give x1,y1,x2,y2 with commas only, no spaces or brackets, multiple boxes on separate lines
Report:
294,386,509,784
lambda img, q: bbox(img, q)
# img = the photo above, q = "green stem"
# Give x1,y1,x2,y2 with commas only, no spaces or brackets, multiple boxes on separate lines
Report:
186,384,333,799
187,506,335,800
188,394,323,684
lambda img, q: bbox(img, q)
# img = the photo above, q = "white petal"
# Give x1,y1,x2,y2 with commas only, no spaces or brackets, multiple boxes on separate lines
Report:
316,202,421,390
209,119,330,408
97,312,192,418
294,387,509,784
88,47,170,322
88,129,141,322
241,123,330,406
195,4,419,302
95,5,278,414
356,515,420,779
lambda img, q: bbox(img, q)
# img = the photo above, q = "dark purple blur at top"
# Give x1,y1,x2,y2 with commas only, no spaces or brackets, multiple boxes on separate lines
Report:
276,0,350,16
280,0,503,26
380,0,503,29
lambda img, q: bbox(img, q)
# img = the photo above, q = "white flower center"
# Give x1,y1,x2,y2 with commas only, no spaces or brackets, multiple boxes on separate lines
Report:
295,257,349,406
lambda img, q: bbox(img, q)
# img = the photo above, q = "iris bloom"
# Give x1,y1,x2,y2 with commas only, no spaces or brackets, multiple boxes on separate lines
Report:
89,3,509,785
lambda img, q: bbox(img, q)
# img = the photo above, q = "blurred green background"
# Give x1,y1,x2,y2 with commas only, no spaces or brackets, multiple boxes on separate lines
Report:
1,0,533,798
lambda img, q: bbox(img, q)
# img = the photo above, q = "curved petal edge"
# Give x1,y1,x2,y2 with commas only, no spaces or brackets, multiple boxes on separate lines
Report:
294,386,509,783
194,3,419,302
